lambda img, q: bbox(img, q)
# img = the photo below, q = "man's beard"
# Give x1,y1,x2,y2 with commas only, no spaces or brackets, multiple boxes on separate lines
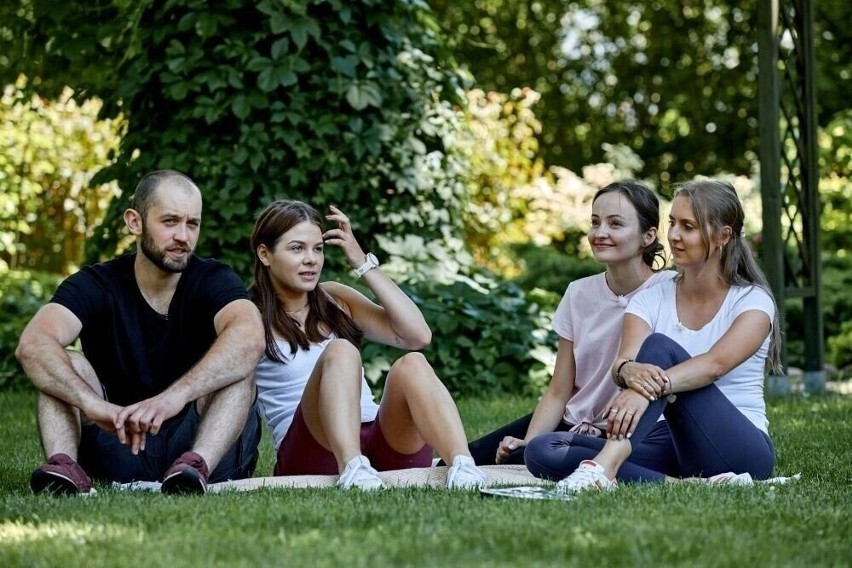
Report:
140,229,192,273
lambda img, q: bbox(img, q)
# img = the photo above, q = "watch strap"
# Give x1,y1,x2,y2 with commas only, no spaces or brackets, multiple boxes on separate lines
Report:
354,253,379,277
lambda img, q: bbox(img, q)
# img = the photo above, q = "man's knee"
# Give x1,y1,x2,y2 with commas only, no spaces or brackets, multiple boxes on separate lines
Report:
66,350,104,394
196,373,256,416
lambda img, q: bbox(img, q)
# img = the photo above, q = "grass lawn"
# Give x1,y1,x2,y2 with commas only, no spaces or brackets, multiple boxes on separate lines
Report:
1,388,850,567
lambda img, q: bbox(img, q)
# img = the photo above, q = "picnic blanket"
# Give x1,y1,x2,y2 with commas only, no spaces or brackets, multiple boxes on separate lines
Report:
208,465,547,493
113,468,800,493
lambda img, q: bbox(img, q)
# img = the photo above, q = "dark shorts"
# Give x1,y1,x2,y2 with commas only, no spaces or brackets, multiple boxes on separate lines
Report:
274,404,433,476
78,400,261,484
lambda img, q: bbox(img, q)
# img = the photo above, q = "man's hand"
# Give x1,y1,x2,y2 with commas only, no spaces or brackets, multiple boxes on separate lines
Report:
116,391,189,454
80,398,149,453
82,398,124,433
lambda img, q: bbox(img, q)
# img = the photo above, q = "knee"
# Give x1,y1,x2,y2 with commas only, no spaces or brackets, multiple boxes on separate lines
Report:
636,333,681,365
388,352,433,379
524,433,577,480
199,373,255,414
322,338,362,365
66,351,102,392
641,333,675,353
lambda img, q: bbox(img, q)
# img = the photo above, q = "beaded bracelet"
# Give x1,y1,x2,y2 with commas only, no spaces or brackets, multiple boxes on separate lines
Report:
614,358,634,389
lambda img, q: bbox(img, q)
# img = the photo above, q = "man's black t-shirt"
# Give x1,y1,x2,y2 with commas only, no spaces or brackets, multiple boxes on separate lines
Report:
51,254,249,406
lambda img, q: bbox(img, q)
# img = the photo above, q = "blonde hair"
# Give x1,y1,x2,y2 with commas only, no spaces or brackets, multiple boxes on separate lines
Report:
674,179,782,373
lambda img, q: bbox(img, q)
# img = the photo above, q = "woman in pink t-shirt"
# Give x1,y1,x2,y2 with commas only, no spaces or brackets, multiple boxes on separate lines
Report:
467,180,676,477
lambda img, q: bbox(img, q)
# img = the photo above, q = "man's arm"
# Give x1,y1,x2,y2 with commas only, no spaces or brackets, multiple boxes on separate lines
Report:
117,299,265,440
169,298,266,402
15,304,124,429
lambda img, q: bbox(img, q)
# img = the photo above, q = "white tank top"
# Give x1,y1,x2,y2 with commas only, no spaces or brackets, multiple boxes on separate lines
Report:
255,335,379,449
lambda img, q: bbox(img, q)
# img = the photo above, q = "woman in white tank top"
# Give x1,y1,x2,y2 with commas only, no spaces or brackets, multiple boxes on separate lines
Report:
250,200,486,490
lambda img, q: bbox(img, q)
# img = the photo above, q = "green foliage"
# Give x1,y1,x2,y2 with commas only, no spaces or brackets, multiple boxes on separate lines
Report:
785,255,852,370
432,0,759,184
2,1,471,278
510,243,602,296
456,85,654,279
460,88,549,270
819,111,852,254
362,273,557,397
0,78,121,274
0,270,61,389
827,321,852,375
431,0,852,188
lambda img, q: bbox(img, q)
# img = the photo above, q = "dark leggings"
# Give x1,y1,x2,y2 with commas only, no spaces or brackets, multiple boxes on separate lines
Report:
525,333,775,482
465,414,568,466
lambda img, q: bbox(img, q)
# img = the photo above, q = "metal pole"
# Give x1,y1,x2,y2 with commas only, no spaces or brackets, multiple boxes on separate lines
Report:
758,0,789,394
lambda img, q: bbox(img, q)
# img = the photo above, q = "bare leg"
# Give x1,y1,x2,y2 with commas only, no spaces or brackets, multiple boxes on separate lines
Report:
37,351,102,459
297,339,364,472
591,439,635,479
583,439,680,482
377,352,471,463
192,372,256,472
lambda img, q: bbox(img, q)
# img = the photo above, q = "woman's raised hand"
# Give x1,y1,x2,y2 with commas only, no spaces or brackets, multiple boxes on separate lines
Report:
322,205,366,269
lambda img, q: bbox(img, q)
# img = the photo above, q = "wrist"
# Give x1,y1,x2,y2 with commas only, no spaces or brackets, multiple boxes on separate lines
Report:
663,375,677,403
353,252,379,277
614,358,633,389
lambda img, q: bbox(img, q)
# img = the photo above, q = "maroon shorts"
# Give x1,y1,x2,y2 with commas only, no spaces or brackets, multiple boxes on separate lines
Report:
275,404,433,476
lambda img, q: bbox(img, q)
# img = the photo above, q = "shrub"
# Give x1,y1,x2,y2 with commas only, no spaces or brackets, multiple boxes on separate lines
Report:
510,243,602,296
0,270,61,389
360,272,558,398
827,321,852,375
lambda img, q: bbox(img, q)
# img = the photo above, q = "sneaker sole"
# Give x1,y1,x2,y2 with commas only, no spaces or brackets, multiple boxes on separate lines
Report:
30,470,82,496
161,470,206,495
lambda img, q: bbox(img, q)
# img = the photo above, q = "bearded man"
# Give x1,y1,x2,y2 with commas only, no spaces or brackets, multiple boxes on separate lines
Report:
16,170,264,495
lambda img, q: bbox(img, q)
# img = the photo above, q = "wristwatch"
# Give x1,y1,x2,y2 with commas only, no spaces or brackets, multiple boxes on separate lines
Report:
354,252,380,277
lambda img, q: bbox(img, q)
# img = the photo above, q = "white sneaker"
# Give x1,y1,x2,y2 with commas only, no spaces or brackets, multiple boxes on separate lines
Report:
704,471,754,486
555,460,617,493
337,456,385,491
446,455,487,490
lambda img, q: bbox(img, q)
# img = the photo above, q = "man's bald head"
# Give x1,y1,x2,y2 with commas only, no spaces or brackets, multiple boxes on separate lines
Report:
131,170,200,221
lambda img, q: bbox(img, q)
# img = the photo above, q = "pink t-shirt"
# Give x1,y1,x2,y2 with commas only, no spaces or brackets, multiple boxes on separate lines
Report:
551,270,675,433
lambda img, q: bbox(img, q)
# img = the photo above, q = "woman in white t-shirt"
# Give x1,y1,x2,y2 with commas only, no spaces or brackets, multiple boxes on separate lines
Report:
250,200,485,490
467,181,676,477
526,179,782,491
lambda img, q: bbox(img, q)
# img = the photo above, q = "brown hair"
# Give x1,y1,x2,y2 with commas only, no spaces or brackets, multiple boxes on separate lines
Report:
250,200,363,362
593,180,667,271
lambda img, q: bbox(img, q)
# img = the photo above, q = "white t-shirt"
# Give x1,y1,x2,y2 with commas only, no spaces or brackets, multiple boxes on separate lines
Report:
551,270,676,430
626,279,775,433
255,336,379,449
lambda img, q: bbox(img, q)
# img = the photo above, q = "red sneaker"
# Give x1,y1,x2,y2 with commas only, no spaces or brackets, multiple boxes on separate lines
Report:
161,451,209,495
30,453,94,495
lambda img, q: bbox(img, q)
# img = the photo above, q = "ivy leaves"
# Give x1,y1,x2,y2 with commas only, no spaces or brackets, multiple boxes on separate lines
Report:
46,0,467,279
